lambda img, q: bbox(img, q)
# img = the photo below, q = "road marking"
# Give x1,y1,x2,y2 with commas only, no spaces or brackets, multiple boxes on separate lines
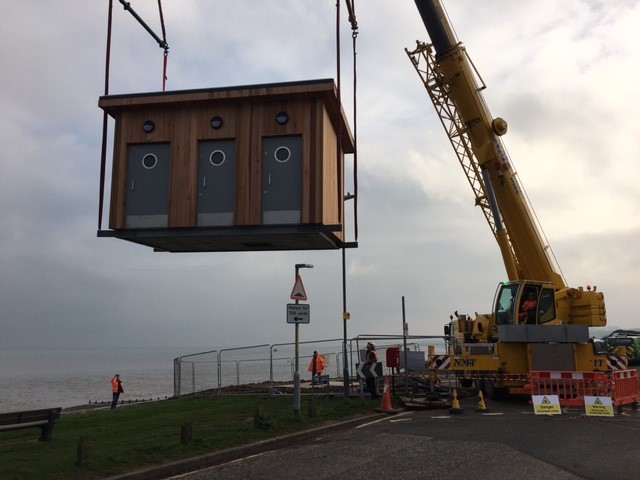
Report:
164,451,275,479
355,411,412,428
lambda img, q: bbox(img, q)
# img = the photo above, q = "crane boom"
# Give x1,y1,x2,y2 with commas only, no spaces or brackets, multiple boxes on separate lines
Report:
409,0,564,287
408,0,606,329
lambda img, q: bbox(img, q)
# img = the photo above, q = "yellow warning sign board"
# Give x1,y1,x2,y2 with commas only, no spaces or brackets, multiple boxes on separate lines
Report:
532,395,562,415
584,396,614,417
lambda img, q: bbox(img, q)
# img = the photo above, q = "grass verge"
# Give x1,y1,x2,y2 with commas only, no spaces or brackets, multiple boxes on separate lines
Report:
0,395,377,479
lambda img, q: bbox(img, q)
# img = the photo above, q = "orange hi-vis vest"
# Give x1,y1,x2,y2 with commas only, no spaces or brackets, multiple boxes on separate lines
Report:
111,376,120,393
308,354,326,375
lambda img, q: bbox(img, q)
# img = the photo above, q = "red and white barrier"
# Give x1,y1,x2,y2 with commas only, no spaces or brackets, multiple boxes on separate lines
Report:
527,370,639,411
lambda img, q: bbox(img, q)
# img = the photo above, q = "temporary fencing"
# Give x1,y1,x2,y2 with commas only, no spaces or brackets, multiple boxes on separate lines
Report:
527,371,610,407
610,369,639,412
173,343,333,396
173,335,444,397
174,339,350,396
527,370,639,410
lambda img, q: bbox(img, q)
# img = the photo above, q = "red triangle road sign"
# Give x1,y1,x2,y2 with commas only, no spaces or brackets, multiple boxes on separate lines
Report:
290,275,307,301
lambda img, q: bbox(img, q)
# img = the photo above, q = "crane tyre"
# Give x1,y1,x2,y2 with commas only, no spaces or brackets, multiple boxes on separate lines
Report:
458,378,474,389
481,379,506,400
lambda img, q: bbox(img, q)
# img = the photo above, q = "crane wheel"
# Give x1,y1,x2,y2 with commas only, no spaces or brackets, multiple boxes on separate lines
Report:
481,379,506,400
458,378,474,389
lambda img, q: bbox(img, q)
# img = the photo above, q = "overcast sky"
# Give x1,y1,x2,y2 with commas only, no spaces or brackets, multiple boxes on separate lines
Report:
1,1,639,350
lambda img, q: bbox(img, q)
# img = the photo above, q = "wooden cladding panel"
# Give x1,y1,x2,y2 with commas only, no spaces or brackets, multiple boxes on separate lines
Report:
310,99,324,224
308,100,320,224
109,117,125,229
168,108,195,227
234,102,252,226
321,106,342,233
248,102,262,225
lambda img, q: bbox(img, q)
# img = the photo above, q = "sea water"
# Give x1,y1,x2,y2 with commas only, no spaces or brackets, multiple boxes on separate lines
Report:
0,344,322,412
0,346,194,412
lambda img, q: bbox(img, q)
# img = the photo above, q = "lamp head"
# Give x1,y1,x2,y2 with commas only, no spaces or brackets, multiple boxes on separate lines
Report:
295,264,314,269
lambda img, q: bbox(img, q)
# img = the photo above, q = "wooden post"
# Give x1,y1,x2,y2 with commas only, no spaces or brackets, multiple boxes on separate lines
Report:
180,423,192,444
76,436,90,467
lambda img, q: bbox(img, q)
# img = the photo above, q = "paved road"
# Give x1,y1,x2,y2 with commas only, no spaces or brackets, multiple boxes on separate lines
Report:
167,397,640,480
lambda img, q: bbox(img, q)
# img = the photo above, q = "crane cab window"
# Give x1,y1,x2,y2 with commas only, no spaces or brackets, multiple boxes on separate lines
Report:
495,283,519,325
538,288,556,324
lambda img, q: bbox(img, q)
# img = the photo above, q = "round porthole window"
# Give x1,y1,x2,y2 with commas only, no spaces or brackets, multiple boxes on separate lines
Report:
143,120,155,133
275,111,289,125
142,153,158,169
210,116,223,129
274,146,291,163
209,150,226,166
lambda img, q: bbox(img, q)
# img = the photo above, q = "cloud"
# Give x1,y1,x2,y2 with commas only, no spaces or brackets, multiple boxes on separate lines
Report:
1,0,639,350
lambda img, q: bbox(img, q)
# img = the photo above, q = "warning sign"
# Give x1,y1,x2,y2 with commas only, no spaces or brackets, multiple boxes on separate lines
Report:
584,396,614,417
532,395,562,415
290,275,307,301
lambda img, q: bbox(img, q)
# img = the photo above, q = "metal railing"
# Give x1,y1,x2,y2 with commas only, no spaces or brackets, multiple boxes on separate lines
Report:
173,335,447,397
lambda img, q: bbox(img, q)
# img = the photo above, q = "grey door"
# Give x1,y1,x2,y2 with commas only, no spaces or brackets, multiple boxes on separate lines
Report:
125,143,171,228
197,140,236,226
262,136,302,224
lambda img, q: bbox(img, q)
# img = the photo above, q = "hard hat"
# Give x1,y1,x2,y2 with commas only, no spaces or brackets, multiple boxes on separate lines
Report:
367,341,376,348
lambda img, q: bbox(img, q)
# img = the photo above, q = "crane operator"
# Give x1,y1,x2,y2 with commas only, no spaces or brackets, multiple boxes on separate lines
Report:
519,290,538,325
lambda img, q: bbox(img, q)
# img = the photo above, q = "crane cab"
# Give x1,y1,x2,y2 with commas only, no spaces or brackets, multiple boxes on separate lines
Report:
494,281,556,326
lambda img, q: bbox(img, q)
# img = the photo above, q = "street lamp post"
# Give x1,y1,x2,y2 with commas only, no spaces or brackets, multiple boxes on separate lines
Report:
342,247,350,400
293,263,313,417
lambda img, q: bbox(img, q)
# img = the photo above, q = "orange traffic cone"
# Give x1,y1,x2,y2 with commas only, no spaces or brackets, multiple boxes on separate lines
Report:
475,390,488,413
449,388,464,414
376,375,399,414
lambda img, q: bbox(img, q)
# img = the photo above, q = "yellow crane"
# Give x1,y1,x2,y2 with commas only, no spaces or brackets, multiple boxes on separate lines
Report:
406,0,617,398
